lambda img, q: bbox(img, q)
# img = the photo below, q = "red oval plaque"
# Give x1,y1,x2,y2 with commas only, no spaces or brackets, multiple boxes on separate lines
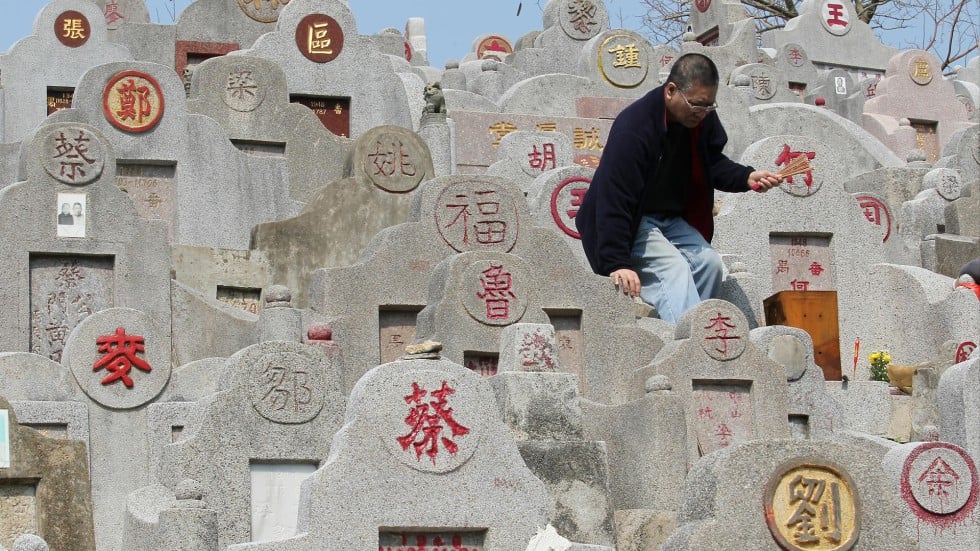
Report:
102,71,165,133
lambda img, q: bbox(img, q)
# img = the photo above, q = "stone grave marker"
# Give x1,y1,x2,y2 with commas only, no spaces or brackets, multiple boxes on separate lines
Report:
126,341,345,549
46,59,301,250
883,441,980,549
526,165,593,271
864,50,975,163
226,357,551,550
0,0,132,144
730,63,801,105
186,54,352,203
762,0,896,78
578,29,658,94
0,121,170,359
486,131,575,194
250,124,433,308
776,43,819,97
805,68,867,124
233,0,412,139
661,439,918,550
0,395,96,551
939,357,980,464
634,300,790,465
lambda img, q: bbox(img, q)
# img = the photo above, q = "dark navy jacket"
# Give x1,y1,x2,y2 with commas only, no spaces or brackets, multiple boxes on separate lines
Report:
576,84,754,276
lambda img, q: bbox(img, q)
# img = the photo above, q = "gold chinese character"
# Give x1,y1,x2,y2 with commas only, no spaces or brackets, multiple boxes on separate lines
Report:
536,122,558,132
912,60,930,81
308,22,333,55
334,103,343,114
63,19,86,40
573,127,604,151
608,43,641,69
488,122,517,146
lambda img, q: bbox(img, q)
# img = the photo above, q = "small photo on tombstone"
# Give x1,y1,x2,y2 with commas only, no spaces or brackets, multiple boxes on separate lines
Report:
0,409,9,468
56,192,87,238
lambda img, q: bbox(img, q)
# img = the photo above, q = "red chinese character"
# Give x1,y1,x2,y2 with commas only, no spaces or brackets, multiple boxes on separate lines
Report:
443,190,508,246
825,4,848,27
788,48,804,66
790,279,811,291
809,262,825,276
93,327,152,388
698,406,714,420
704,313,740,357
568,188,587,219
865,81,877,98
53,131,96,182
528,143,557,172
396,381,470,463
115,78,152,124
715,423,733,446
775,144,816,188
729,392,743,419
659,54,674,67
103,0,125,25
477,262,516,320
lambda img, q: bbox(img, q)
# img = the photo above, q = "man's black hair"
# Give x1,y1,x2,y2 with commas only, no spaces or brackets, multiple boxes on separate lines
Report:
667,53,720,91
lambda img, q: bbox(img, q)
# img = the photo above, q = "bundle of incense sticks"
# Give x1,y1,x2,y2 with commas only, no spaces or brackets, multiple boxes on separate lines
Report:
776,155,814,178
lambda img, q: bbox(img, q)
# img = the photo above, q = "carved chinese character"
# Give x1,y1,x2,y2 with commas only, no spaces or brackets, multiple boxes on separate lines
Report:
436,182,519,252
527,143,557,172
295,13,343,63
787,47,805,67
488,122,517,146
550,176,590,239
909,56,933,85
52,130,97,183
518,329,558,370
566,0,598,35
704,313,740,357
93,327,152,388
821,1,851,35
369,141,417,178
103,0,125,27
103,71,164,132
477,263,517,321
752,74,775,100
573,127,604,150
765,462,858,550
775,144,818,196
55,11,90,47
535,122,558,132
955,341,976,363
397,381,470,464
809,262,825,276
696,303,747,360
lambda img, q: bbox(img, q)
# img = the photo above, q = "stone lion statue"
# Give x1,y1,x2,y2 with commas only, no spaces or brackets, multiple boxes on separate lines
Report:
423,82,446,114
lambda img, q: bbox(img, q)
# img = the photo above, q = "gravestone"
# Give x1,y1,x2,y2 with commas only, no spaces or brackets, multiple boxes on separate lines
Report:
128,341,345,549
729,63,801,105
0,121,170,360
882,441,980,549
532,0,611,76
762,0,896,78
486,130,575,194
251,124,434,308
176,0,284,54
494,323,616,546
234,0,413,138
687,0,756,49
0,396,95,551
526,165,593,271
805,68,867,124
0,0,132,144
939,357,980,464
635,300,791,465
864,50,975,163
577,30,658,94
661,439,918,550
226,357,551,550
775,43,819,98
308,174,660,404
900,168,965,266
88,0,150,30
186,54,352,203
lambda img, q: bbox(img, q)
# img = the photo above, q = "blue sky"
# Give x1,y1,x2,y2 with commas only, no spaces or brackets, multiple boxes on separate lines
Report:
0,1,974,68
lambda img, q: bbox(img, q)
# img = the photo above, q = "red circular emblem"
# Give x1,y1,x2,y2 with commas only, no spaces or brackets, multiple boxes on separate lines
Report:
550,176,591,239
956,341,976,363
477,35,513,60
295,14,344,63
694,0,712,13
102,71,165,133
900,442,978,527
55,11,91,48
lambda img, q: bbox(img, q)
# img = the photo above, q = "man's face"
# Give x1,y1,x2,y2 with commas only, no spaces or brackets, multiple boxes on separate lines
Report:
665,82,718,129
73,204,82,216
61,204,70,214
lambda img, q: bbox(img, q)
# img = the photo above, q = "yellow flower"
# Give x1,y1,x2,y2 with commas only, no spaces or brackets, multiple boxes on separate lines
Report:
869,352,880,362
883,353,891,363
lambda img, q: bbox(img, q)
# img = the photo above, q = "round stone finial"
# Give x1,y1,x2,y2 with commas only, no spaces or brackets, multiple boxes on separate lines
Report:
645,374,671,393
307,323,333,341
732,74,751,87
815,97,826,106
899,117,911,126
264,285,292,308
176,479,204,501
683,31,697,42
922,425,940,442
906,149,927,163
445,59,459,69
12,535,49,551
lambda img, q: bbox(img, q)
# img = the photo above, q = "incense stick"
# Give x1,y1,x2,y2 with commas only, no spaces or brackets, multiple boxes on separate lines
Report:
776,155,813,179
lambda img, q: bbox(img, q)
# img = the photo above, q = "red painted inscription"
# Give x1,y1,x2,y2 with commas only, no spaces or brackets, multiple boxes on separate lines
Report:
397,381,470,464
93,327,151,388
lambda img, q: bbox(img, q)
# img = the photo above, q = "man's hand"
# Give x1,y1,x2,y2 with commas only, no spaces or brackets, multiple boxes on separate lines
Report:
610,268,641,298
748,170,783,192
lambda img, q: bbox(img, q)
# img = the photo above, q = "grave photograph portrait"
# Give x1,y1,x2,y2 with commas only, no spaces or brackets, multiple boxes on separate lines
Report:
56,192,86,238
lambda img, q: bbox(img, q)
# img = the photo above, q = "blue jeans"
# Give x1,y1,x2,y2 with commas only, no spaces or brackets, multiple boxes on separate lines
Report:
631,215,723,323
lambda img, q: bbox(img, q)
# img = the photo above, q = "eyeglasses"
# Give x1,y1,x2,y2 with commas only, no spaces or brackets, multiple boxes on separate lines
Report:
677,89,718,114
